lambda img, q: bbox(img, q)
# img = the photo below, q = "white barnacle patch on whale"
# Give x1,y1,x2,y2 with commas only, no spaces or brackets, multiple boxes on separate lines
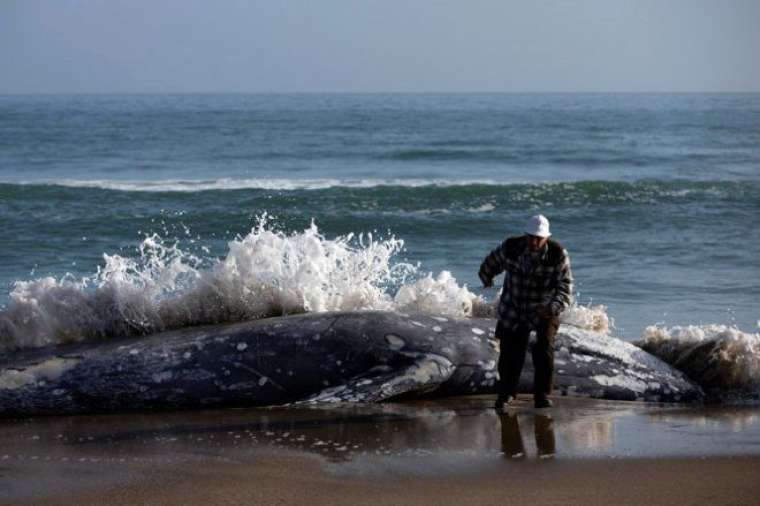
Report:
381,354,454,391
432,326,442,332
385,334,405,350
236,343,248,351
258,377,268,386
411,321,426,328
590,374,648,393
0,358,80,390
152,371,173,384
431,316,448,323
471,328,485,335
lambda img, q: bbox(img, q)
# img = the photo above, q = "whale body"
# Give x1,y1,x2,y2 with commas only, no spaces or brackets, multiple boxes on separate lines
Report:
0,311,702,417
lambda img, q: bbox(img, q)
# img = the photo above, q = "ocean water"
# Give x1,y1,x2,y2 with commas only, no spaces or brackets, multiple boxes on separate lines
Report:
0,94,758,383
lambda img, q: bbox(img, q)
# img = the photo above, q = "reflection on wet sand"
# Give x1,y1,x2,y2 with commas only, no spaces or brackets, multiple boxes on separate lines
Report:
646,406,760,432
1,396,760,472
534,414,556,458
557,416,614,451
499,413,556,459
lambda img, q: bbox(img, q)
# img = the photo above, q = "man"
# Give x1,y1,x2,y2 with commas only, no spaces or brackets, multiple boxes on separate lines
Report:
478,215,573,410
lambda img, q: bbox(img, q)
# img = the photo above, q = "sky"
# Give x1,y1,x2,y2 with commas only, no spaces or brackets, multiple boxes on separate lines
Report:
1,0,759,93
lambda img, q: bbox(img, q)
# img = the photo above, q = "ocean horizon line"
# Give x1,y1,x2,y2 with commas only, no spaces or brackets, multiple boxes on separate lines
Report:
3,90,760,96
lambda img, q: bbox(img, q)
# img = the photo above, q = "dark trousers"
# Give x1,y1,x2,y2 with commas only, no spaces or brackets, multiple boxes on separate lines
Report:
496,317,559,398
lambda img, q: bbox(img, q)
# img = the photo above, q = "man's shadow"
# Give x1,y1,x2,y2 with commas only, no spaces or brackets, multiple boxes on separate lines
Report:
499,412,556,459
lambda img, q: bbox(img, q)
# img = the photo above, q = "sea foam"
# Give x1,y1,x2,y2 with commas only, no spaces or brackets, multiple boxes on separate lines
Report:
0,218,402,350
0,218,607,351
638,325,760,393
44,178,507,192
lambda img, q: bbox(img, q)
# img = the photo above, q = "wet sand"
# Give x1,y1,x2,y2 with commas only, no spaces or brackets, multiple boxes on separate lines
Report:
2,396,760,505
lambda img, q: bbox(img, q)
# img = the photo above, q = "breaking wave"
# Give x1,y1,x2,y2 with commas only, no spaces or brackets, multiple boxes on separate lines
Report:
20,178,507,192
637,325,760,396
0,217,609,352
3,180,755,209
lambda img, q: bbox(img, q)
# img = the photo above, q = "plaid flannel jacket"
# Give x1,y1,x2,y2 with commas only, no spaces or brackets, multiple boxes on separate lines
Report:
478,235,573,331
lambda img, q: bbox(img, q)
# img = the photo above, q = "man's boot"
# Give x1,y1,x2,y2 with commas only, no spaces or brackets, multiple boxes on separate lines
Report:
534,395,553,409
494,394,516,412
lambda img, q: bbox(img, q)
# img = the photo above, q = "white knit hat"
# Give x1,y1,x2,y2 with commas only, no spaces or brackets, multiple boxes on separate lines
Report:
525,214,551,238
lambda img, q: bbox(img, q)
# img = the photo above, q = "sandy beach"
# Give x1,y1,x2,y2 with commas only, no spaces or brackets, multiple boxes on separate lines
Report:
2,396,760,505
15,453,760,506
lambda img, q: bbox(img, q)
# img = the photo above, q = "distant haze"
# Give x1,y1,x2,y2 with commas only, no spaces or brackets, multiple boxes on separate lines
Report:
1,0,759,93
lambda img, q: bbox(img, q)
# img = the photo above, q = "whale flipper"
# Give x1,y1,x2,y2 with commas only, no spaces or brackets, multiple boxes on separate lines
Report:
304,353,455,403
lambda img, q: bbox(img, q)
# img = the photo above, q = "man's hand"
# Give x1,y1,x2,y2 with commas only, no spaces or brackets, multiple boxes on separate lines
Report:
534,305,553,319
479,272,493,288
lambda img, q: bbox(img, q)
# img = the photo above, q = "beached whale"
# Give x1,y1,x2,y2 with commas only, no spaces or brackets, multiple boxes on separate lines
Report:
0,311,702,417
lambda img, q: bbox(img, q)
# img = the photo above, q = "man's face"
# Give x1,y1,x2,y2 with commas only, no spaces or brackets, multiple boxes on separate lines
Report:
527,234,549,252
